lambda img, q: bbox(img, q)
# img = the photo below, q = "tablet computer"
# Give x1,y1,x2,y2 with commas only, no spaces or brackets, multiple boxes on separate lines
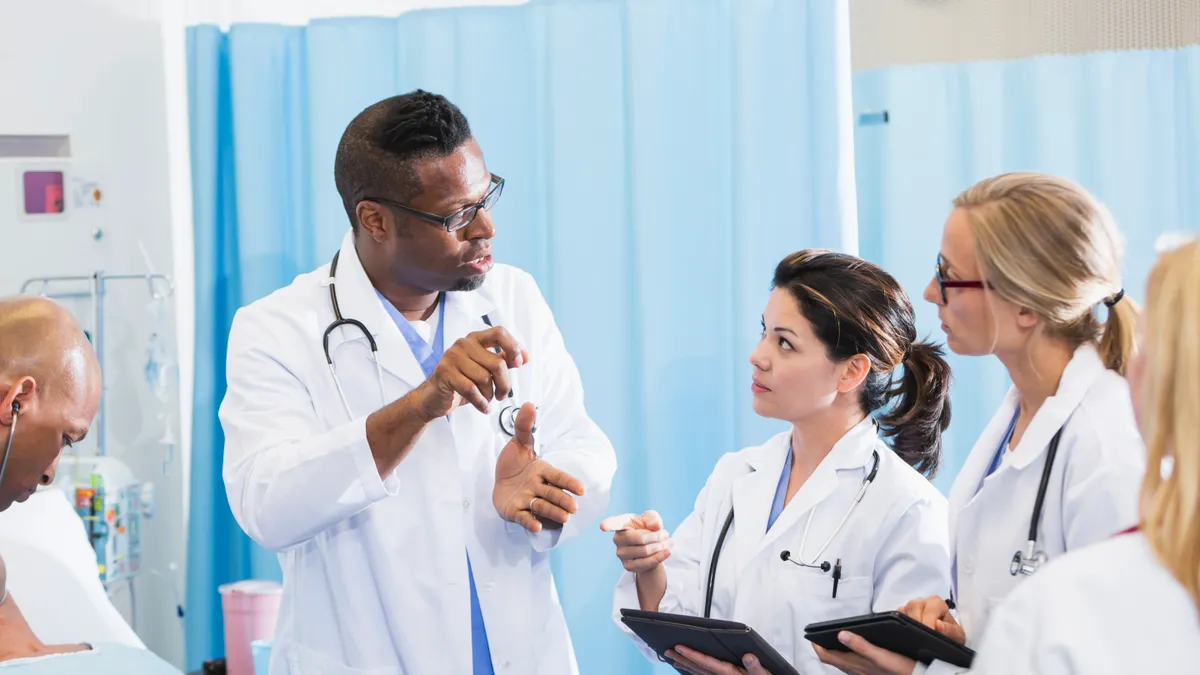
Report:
804,611,975,668
619,609,800,675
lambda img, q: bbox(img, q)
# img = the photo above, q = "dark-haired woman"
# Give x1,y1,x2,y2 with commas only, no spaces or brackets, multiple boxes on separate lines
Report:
603,250,954,675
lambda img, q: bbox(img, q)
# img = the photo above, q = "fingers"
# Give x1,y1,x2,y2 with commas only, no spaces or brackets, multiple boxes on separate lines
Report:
599,514,637,532
812,643,869,674
512,509,542,533
620,547,670,573
917,595,949,629
641,510,664,531
461,340,512,400
540,465,586,496
612,527,670,548
615,538,672,562
529,495,571,525
444,370,491,414
665,649,714,675
674,645,741,674
837,631,917,674
936,619,966,644
473,327,525,368
535,482,578,516
513,402,536,447
600,511,673,572
741,654,770,675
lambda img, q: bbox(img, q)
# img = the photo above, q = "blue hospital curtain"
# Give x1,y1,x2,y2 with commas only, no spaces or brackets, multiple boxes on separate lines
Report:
186,1,856,672
854,47,1200,489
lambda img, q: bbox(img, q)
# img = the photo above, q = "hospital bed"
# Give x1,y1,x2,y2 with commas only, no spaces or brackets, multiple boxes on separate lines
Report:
0,488,144,647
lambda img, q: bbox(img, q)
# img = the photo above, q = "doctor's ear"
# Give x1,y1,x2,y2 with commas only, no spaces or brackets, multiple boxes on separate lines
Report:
354,201,391,243
836,354,872,394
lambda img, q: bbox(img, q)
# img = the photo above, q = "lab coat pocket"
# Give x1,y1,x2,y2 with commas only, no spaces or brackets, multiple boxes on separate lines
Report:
781,567,873,628
285,641,404,675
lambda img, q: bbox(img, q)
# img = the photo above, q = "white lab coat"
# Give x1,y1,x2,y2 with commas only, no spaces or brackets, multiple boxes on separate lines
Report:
613,418,952,674
220,231,617,675
970,531,1200,673
916,344,1145,675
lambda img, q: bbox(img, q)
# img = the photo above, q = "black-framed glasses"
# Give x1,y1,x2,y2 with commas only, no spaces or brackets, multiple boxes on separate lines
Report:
935,253,990,304
364,173,504,233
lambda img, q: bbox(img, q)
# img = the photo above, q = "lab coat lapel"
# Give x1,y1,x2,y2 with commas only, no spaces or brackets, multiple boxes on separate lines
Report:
730,434,788,577
758,419,878,556
1006,344,1105,471
324,231,427,390
442,287,496,348
949,390,1019,518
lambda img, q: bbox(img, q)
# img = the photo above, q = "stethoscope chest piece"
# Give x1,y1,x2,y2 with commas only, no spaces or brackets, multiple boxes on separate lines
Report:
498,405,519,436
1010,546,1048,576
497,404,538,437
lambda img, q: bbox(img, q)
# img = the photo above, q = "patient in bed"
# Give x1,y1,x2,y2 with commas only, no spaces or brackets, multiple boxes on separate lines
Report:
0,554,181,674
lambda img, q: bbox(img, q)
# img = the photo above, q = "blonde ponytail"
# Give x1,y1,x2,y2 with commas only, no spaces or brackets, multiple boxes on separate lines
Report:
1098,293,1140,375
1138,238,1200,610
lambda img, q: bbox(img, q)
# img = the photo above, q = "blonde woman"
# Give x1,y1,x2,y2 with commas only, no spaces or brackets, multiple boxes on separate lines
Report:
818,173,1146,675
968,236,1200,672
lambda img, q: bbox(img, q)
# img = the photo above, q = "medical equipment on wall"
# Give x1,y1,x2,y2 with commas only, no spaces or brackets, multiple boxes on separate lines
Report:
1009,428,1065,576
52,454,152,586
19,271,173,594
21,270,175,459
703,450,881,618
1,135,106,240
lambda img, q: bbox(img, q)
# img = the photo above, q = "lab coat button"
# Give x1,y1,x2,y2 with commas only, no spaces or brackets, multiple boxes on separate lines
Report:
462,500,470,511
483,582,496,592
962,559,975,575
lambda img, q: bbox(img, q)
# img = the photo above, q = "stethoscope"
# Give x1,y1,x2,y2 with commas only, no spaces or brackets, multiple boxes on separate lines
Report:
0,400,19,509
703,448,881,618
1009,427,1064,576
321,251,529,436
0,401,8,608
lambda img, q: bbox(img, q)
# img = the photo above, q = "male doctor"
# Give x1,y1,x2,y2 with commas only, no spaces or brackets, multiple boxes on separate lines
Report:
220,91,617,675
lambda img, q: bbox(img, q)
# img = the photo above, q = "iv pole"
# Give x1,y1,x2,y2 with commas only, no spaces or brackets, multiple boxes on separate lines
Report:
20,271,174,456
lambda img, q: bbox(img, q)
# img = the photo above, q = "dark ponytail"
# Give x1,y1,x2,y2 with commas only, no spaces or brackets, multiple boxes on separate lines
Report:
773,250,953,478
877,342,952,477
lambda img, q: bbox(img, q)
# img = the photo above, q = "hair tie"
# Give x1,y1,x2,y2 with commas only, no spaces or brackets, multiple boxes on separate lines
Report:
1103,289,1125,308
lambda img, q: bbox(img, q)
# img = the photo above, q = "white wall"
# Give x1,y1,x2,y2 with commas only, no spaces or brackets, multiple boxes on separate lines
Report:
184,0,527,27
0,0,187,667
851,0,1200,71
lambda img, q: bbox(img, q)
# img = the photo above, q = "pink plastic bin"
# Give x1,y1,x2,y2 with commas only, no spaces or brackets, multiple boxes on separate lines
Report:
219,580,282,675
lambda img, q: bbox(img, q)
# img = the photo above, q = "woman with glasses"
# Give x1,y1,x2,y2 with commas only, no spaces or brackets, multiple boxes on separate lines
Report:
604,250,954,675
966,236,1200,673
817,173,1146,675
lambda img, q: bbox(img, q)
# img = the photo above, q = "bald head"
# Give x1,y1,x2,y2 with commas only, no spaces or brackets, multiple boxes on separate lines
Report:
0,296,100,511
0,296,98,399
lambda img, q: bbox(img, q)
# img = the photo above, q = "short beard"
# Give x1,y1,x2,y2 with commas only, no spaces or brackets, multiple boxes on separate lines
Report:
449,274,486,292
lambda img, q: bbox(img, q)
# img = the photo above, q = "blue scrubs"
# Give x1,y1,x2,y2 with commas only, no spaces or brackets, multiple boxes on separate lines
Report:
377,291,495,675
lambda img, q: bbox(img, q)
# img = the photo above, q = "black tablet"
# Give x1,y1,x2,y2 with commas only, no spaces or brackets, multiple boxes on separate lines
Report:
620,609,800,675
804,611,975,668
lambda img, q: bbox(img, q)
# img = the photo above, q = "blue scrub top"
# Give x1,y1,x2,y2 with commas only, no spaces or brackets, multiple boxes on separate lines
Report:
766,446,794,532
377,291,495,675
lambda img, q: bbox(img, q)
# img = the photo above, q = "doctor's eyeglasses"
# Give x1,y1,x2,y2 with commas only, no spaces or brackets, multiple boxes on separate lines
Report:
935,253,990,304
363,173,505,233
